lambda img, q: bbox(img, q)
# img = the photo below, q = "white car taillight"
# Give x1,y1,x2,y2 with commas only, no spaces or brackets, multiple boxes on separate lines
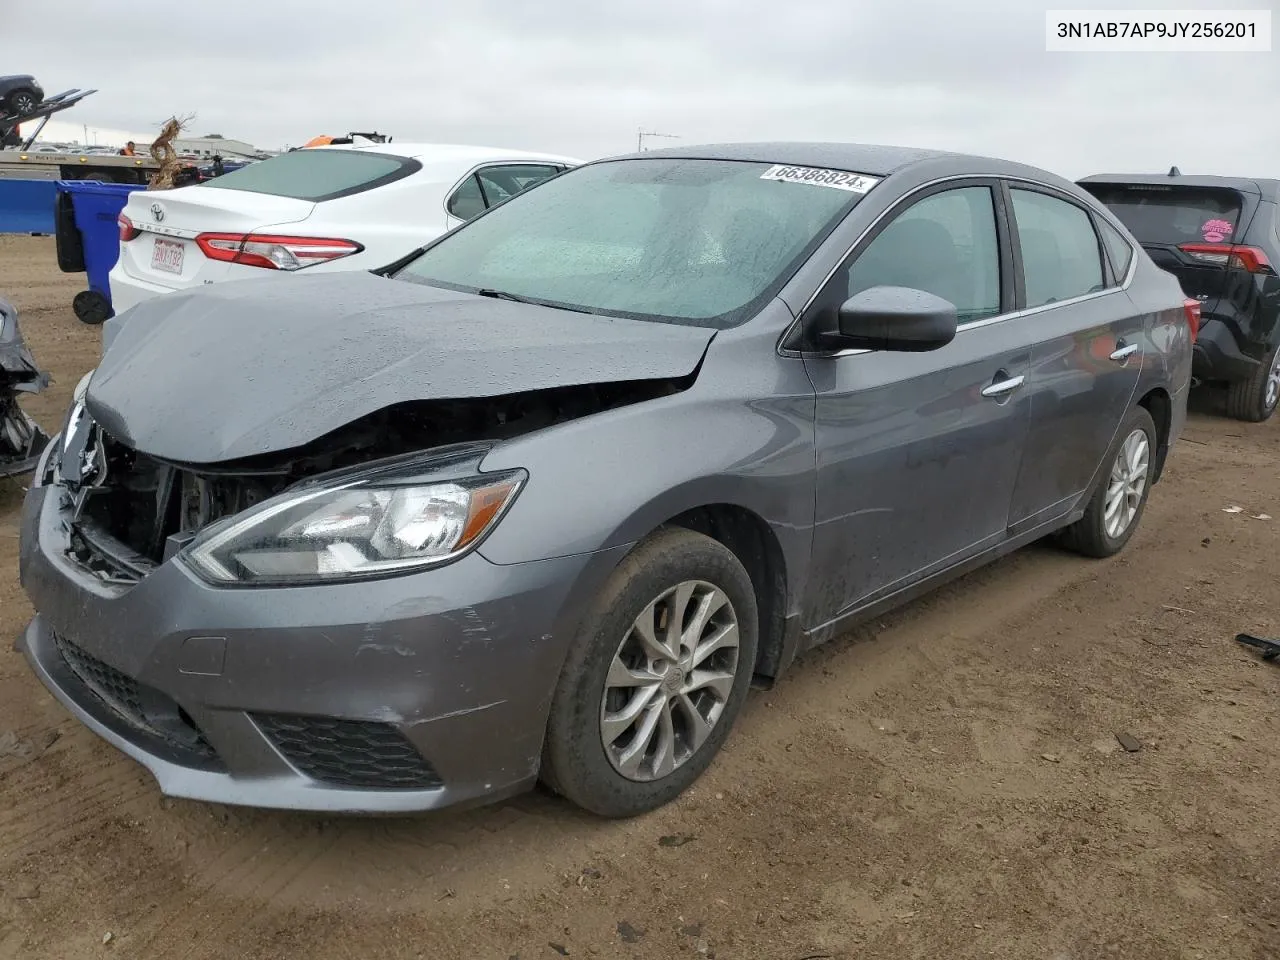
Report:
194,233,362,271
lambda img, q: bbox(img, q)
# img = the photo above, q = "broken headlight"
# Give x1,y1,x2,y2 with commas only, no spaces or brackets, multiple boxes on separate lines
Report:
183,471,524,585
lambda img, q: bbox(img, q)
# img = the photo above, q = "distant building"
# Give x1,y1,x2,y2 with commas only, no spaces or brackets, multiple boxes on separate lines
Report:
171,133,259,159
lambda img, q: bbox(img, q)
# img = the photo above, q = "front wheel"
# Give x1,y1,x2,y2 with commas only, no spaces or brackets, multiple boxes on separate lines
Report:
1060,406,1157,559
1225,346,1280,423
541,528,759,818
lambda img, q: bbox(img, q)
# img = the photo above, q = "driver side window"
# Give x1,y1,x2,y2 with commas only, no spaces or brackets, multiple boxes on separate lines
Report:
843,186,1001,324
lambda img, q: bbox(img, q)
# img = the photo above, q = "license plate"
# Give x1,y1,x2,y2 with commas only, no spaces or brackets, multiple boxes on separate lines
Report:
151,237,184,275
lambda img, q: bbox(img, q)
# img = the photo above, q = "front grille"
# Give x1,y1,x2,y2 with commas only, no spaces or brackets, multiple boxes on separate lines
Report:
53,632,222,769
252,713,443,790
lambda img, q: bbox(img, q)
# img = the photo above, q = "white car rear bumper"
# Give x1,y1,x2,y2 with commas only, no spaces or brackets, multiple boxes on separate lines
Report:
107,263,177,316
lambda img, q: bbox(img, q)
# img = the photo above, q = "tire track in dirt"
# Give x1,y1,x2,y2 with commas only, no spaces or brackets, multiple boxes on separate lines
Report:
0,741,155,861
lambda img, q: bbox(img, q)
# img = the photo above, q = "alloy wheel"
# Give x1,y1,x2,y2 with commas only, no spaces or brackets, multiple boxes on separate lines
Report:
600,580,740,782
1103,428,1150,540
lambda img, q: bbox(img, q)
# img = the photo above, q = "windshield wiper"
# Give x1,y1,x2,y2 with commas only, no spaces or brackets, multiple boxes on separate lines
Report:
476,288,537,304
475,289,595,315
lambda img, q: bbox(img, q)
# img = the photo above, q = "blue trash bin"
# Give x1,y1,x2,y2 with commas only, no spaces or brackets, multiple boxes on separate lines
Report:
55,180,148,325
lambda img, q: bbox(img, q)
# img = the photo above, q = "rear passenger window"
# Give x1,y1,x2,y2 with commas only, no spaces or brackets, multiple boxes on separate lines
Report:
447,175,486,220
845,186,1001,324
448,165,562,222
1010,189,1105,307
1097,218,1135,283
477,164,562,206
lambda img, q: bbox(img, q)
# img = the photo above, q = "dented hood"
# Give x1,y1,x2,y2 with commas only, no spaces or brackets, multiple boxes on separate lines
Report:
87,272,714,464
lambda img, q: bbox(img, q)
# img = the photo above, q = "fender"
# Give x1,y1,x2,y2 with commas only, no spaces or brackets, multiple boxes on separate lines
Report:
477,308,819,622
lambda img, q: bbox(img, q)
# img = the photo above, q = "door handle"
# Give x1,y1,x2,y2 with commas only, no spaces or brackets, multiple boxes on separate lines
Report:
981,375,1025,398
1110,343,1140,362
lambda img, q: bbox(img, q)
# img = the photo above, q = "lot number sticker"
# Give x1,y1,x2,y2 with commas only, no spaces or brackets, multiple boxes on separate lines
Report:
760,165,879,193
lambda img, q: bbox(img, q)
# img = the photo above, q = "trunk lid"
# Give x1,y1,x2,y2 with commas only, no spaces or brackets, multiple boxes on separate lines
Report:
116,184,316,293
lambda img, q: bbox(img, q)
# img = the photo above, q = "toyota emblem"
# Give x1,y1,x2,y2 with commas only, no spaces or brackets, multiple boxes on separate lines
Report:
150,202,165,222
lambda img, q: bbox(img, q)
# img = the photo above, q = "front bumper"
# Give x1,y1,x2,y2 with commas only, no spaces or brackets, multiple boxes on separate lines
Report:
18,483,627,813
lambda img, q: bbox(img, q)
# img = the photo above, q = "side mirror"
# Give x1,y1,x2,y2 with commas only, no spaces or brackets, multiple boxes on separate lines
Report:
829,286,958,353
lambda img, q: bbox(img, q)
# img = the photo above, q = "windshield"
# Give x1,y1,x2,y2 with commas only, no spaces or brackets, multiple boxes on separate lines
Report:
394,158,874,327
202,149,419,203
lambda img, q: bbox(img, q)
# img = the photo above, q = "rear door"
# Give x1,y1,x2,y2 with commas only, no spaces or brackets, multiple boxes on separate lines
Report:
1003,184,1144,532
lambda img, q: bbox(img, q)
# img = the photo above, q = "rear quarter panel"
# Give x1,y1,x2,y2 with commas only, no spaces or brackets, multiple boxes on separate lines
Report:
1128,256,1194,453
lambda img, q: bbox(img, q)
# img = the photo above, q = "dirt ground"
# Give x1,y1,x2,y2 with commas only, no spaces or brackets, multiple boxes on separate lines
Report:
1,234,1278,960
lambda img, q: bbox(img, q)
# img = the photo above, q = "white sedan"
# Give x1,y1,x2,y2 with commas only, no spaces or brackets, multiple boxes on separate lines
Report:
108,142,581,316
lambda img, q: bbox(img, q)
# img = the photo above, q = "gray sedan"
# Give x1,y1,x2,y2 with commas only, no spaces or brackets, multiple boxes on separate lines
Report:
18,143,1194,817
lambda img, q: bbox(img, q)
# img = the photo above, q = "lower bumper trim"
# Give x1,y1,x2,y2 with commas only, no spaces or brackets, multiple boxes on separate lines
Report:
18,615,535,814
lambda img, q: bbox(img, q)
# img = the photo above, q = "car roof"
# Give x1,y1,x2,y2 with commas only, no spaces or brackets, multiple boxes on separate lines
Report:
596,141,1081,189
1079,173,1280,201
315,141,583,166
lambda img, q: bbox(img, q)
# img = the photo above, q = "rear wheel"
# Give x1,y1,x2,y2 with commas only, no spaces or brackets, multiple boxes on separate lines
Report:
1060,406,1157,559
1225,346,1280,423
5,88,38,116
541,528,758,818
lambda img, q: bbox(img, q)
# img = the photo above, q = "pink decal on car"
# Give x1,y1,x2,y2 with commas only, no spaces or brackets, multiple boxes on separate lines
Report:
1201,219,1234,243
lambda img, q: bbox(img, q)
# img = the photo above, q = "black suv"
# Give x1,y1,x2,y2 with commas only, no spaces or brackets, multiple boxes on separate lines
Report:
0,75,44,120
1080,173,1280,422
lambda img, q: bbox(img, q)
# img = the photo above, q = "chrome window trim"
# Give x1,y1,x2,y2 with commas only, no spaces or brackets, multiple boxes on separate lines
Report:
780,172,1138,360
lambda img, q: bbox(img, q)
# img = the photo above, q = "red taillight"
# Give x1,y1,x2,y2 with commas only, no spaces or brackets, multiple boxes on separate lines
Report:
118,213,139,242
194,233,362,270
1177,243,1275,275
1183,298,1201,342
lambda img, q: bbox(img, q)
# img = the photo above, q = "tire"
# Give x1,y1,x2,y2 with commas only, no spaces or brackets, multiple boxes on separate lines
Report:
1060,406,1158,559
541,527,759,818
1224,346,1280,423
6,88,38,116
72,290,112,326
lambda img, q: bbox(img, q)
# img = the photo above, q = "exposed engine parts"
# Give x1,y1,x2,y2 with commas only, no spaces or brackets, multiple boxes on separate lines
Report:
65,377,689,580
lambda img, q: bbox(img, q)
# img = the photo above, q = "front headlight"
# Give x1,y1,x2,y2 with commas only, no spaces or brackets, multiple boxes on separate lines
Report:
183,470,524,585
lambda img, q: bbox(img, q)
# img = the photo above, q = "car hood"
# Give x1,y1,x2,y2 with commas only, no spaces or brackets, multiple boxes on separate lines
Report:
87,272,715,464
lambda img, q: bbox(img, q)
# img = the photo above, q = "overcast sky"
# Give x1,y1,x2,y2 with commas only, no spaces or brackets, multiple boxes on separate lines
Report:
10,0,1277,179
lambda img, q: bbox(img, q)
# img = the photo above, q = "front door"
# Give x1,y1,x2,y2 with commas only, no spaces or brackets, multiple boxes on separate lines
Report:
800,182,1035,630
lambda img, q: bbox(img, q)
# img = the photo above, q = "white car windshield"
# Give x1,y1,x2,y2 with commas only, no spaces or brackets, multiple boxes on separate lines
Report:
395,158,874,327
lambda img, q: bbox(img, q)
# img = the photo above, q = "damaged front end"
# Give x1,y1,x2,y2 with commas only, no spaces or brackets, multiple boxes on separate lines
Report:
56,377,689,586
0,298,52,479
